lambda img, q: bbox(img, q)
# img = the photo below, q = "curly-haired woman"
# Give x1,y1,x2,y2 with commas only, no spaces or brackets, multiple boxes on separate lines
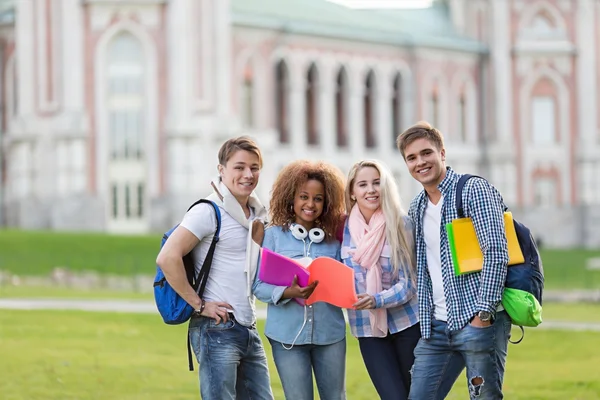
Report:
252,160,348,400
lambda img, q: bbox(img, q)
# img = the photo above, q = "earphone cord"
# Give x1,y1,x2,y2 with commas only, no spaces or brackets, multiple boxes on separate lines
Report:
306,241,313,258
282,305,308,351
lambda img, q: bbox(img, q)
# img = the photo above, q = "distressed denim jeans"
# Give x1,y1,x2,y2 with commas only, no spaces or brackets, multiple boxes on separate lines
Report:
189,316,274,400
408,311,511,400
269,337,347,400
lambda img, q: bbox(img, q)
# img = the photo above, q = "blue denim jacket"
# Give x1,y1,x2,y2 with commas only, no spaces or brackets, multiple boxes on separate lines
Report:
252,225,346,345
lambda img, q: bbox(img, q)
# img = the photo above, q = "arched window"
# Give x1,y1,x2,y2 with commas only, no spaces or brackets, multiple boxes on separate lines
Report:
392,73,402,148
335,67,348,148
107,32,145,160
275,60,290,144
531,78,558,145
364,70,376,148
241,61,254,129
306,64,319,145
106,31,146,223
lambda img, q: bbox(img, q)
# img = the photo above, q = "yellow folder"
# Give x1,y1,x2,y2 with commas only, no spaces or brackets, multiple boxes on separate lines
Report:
446,211,525,275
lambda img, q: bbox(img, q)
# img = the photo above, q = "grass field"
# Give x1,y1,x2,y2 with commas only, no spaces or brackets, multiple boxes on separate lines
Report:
1,229,600,289
0,309,599,400
3,284,600,325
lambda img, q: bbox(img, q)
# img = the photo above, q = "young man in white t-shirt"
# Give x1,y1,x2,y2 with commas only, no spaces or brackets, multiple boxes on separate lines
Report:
398,122,512,399
157,137,274,400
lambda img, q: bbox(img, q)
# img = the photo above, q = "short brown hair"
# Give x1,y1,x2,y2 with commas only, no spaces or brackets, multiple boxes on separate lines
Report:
218,136,263,168
269,160,346,239
396,121,445,158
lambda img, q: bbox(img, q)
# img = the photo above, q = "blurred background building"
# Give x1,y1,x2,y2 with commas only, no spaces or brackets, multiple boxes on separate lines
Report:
0,0,598,247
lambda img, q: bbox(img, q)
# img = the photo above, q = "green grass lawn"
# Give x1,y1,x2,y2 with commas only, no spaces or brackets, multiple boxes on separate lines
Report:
0,285,154,300
1,229,600,290
0,309,599,400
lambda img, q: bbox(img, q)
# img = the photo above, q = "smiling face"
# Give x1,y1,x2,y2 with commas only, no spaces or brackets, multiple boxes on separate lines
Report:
218,150,261,204
403,137,446,190
293,179,325,230
351,166,381,223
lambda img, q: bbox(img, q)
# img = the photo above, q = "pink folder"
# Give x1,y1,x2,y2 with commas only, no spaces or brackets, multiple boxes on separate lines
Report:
258,248,358,308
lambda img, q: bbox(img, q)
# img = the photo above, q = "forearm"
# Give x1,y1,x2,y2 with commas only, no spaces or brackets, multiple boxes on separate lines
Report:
374,279,416,309
477,256,508,313
252,280,290,305
159,255,201,309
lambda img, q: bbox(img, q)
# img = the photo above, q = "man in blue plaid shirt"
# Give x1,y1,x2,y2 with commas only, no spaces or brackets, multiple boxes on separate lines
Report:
397,121,512,399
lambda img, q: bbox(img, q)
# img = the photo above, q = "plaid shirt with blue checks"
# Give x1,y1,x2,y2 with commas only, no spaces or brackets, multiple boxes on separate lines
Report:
408,167,509,339
341,218,419,337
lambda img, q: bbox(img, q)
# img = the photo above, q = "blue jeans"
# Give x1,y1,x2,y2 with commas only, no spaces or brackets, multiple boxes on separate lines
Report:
269,337,346,400
408,311,511,400
358,323,421,400
189,316,274,400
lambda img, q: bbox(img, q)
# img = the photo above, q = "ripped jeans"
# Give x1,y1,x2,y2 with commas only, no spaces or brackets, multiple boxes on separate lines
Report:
408,311,511,400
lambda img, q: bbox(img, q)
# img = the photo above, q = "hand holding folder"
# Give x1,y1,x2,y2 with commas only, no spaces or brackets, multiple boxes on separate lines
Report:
446,211,524,275
258,248,358,308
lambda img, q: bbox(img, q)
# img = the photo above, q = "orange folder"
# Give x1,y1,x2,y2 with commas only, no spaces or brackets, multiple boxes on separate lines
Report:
258,248,358,308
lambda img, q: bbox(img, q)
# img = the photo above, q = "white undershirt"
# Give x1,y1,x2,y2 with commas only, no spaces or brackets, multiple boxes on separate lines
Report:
423,196,448,321
180,203,256,326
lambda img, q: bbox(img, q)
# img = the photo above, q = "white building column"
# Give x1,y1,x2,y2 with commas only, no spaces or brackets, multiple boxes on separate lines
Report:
289,59,307,157
320,61,336,156
165,0,192,131
490,0,512,144
577,0,597,149
15,0,34,118
61,0,85,114
349,68,364,158
376,75,393,159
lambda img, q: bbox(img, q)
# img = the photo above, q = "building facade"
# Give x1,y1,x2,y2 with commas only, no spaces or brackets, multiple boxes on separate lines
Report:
0,0,599,247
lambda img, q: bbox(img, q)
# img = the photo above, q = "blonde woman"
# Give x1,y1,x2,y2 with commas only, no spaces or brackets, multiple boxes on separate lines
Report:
341,160,419,400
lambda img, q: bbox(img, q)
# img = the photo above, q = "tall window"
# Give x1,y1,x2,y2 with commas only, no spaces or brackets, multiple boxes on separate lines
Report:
107,32,145,160
335,68,348,148
57,140,86,196
106,32,146,224
364,70,376,148
582,162,600,205
275,60,290,143
11,142,34,199
241,61,254,129
306,64,319,145
534,177,556,207
392,73,402,148
532,96,556,145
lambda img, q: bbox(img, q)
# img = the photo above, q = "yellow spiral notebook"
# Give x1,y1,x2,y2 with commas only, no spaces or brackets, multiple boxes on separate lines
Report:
446,211,525,275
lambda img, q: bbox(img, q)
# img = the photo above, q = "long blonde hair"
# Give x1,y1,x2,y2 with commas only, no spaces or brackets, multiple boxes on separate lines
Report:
345,160,416,283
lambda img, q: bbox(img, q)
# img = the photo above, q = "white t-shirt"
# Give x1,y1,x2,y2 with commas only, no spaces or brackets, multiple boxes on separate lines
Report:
423,196,448,321
180,202,256,326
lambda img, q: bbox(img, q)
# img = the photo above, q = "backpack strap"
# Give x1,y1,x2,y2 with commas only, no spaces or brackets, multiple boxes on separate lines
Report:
455,174,481,218
185,199,222,372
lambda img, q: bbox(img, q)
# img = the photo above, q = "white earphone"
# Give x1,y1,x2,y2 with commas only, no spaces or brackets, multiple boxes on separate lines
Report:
290,223,324,257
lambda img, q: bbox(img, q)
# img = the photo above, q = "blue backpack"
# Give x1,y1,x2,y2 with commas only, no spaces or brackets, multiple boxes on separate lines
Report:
153,199,221,369
456,175,544,343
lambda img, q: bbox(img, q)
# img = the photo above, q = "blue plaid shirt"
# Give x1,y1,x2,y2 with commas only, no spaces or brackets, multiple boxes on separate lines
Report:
341,218,419,337
408,167,509,339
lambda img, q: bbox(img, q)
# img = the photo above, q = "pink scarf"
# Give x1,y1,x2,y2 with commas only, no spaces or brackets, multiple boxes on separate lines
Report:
348,204,388,337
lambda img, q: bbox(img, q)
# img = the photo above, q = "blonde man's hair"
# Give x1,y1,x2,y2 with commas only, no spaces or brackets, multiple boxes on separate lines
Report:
218,136,263,168
396,120,445,159
345,160,416,283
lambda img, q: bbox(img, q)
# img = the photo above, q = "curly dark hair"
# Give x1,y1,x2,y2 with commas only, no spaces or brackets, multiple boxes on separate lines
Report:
269,160,346,239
